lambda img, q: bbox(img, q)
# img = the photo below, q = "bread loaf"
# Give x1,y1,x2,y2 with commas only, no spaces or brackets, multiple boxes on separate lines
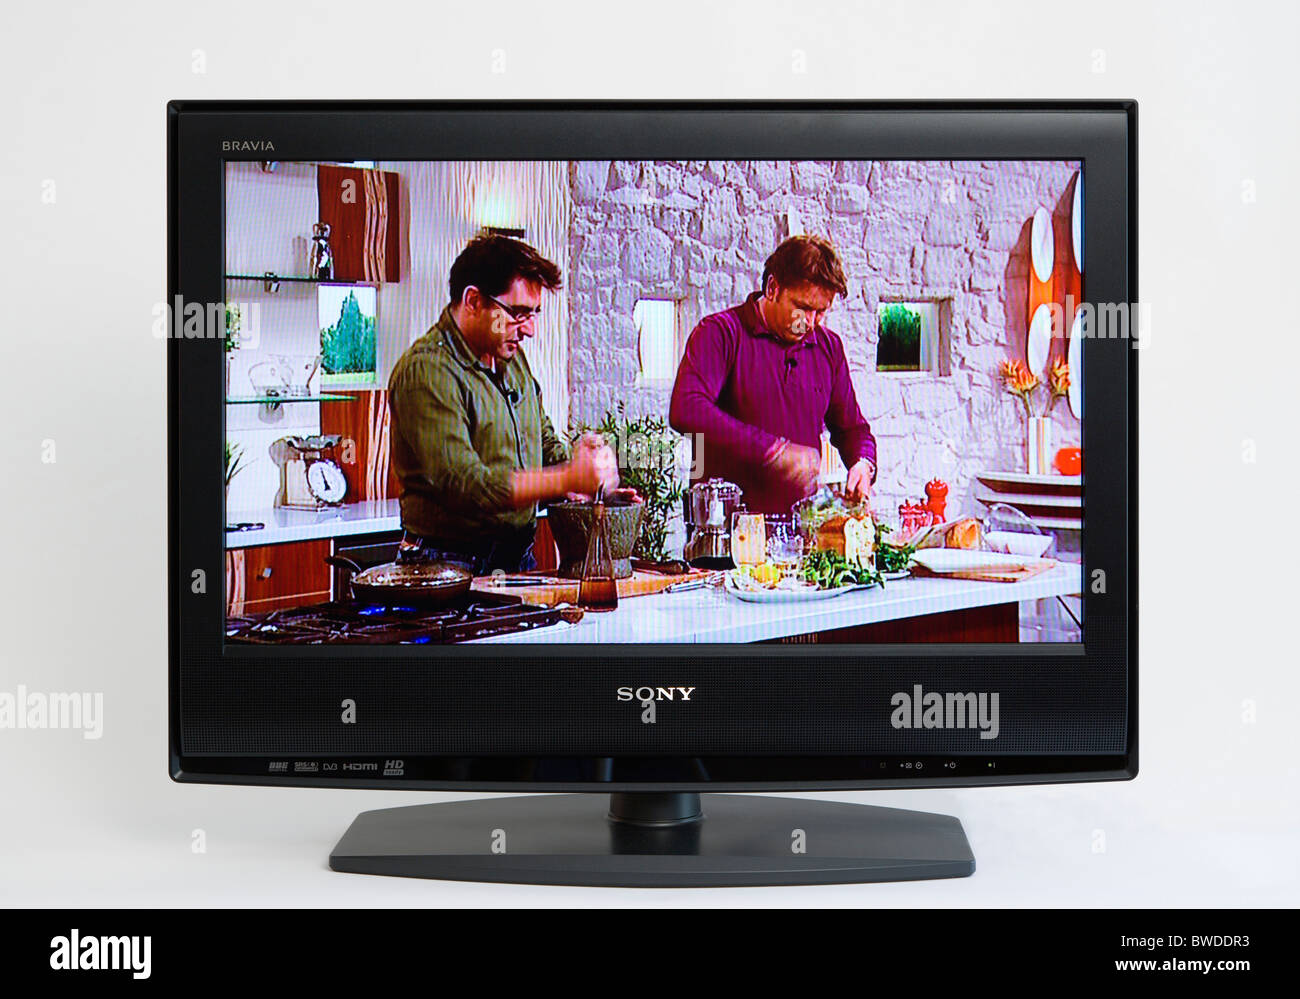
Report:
815,512,875,569
944,518,982,550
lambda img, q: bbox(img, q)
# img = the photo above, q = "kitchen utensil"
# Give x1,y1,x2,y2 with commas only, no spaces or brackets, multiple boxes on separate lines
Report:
631,558,691,576
985,531,1053,558
469,569,708,608
547,496,644,579
911,550,1053,574
730,511,766,566
982,502,1056,558
764,516,805,568
578,488,619,612
791,485,871,542
248,353,322,398
325,554,473,608
911,561,1057,584
684,478,744,567
310,221,334,280
924,479,949,521
663,577,710,593
897,499,936,540
275,434,346,510
483,575,565,588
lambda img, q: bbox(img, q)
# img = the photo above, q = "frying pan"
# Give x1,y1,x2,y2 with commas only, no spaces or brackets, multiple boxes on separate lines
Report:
325,554,473,608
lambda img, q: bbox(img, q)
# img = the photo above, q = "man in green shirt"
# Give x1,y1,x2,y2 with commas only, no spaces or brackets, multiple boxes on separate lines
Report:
388,235,620,574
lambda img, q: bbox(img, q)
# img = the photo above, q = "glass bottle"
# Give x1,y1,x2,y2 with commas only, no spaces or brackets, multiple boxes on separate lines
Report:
578,492,619,612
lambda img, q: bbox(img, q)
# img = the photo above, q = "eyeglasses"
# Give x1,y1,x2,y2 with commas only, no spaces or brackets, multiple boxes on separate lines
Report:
479,290,542,326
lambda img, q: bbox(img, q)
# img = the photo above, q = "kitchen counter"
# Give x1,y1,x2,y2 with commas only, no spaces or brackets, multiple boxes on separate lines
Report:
225,498,554,550
471,561,1082,644
225,499,403,548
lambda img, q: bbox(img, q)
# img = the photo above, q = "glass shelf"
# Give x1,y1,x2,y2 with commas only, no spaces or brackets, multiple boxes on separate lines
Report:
225,273,379,287
226,394,356,408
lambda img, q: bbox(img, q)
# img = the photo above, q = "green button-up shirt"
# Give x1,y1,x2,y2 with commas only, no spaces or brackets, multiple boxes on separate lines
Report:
387,306,569,546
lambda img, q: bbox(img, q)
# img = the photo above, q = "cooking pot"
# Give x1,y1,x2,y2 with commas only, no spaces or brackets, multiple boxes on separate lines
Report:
325,554,473,607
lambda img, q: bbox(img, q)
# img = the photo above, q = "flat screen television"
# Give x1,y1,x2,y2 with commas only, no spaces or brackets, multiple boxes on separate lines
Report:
169,100,1137,886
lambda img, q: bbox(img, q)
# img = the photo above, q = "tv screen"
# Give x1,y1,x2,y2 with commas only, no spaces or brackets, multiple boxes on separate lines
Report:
222,155,1086,651
170,102,1136,883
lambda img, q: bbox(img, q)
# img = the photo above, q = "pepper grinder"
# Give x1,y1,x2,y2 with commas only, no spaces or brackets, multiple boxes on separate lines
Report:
310,222,333,280
578,485,619,612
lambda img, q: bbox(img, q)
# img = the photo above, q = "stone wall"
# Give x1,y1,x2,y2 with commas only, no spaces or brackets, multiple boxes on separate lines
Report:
567,159,1082,520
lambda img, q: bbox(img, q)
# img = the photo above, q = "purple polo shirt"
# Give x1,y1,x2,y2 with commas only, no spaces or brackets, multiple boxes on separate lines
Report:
669,291,877,515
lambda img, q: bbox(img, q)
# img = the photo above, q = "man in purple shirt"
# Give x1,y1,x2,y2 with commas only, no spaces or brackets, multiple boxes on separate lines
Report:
669,236,877,515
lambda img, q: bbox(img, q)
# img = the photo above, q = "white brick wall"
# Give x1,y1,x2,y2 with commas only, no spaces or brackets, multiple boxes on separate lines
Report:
567,159,1082,523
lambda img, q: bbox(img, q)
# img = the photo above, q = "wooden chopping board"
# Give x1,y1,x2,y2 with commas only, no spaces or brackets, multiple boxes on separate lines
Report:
471,569,709,607
911,558,1057,584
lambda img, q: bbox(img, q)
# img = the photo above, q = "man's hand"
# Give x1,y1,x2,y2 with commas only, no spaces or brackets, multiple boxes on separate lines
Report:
769,441,821,498
844,458,875,504
566,432,620,496
566,487,644,504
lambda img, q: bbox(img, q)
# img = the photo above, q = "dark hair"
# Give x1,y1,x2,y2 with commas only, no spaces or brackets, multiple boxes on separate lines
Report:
761,235,849,298
448,233,562,304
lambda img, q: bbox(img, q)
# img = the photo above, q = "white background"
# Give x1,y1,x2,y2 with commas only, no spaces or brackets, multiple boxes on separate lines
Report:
0,0,1296,907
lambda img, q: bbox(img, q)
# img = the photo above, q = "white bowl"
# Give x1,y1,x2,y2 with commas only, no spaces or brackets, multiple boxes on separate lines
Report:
985,531,1052,557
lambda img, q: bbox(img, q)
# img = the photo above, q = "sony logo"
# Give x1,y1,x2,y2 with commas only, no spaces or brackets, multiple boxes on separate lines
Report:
221,140,276,151
617,686,695,702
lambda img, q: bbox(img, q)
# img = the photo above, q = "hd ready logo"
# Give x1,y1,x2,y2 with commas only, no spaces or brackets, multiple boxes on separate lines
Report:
890,684,1000,740
50,930,151,980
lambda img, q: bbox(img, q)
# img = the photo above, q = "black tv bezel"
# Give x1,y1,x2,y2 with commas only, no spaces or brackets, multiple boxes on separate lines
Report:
169,100,1137,792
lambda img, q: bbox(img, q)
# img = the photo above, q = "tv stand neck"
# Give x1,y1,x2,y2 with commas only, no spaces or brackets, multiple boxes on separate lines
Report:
607,792,702,827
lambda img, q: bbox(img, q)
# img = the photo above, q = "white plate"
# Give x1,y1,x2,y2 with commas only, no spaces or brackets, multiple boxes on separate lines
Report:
723,574,871,603
1027,303,1053,377
911,550,1052,574
1031,206,1055,283
1071,172,1083,273
880,569,913,582
1068,306,1083,418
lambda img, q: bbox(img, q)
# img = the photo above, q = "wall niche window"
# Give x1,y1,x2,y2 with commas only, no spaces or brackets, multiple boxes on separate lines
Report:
875,299,951,376
634,298,681,383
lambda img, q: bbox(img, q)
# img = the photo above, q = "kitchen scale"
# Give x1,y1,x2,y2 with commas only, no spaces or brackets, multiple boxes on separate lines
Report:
275,434,348,509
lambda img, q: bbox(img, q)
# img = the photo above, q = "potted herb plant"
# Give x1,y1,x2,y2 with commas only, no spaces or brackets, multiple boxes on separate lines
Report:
225,440,247,509
224,303,242,396
567,401,686,563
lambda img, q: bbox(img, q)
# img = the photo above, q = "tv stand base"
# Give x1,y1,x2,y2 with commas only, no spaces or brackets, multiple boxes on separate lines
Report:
329,793,975,887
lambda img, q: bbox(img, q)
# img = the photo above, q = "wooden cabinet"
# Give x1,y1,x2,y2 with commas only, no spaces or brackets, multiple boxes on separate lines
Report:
225,517,560,617
226,539,331,616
